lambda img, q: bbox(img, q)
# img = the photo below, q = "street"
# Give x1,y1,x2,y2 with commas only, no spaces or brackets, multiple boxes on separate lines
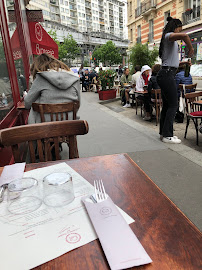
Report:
61,90,202,231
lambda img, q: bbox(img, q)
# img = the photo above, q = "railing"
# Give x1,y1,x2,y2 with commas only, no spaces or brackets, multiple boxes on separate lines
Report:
135,0,156,18
142,0,156,13
182,6,200,25
148,32,154,43
136,37,141,43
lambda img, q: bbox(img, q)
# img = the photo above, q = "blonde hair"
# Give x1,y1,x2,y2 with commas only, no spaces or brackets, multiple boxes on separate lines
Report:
31,53,70,79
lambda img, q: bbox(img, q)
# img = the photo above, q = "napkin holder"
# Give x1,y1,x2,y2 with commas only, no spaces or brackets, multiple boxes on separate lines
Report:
82,196,152,270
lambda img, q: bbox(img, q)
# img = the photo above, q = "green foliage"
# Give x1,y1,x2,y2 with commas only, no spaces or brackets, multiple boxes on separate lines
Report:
129,43,159,71
48,30,80,62
83,59,89,67
98,69,116,90
92,41,122,66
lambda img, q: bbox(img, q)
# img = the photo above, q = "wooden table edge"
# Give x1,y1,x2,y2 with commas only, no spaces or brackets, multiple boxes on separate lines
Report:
123,153,202,236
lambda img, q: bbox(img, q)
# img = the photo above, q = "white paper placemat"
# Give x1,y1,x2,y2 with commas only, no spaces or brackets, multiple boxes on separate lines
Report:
0,163,134,270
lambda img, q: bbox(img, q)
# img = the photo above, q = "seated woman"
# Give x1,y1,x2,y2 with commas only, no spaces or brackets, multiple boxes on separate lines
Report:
136,65,152,120
175,63,193,96
148,64,161,101
24,53,80,124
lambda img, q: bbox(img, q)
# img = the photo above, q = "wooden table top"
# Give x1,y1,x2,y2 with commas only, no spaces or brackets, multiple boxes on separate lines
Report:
1,154,201,269
193,100,202,105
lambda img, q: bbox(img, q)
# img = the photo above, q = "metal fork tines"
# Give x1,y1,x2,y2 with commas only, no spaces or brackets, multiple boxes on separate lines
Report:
94,179,107,203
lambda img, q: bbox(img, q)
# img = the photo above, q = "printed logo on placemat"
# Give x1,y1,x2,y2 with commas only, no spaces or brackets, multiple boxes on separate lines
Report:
66,233,81,244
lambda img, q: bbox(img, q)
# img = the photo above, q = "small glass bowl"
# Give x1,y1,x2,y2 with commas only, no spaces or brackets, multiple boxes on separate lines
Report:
7,177,42,215
43,172,75,207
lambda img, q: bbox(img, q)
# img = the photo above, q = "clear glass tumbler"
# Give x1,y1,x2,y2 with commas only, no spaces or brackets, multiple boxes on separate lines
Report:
43,172,75,207
7,177,42,215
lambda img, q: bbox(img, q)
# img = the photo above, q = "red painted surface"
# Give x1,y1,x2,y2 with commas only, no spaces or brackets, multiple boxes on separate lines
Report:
98,89,117,100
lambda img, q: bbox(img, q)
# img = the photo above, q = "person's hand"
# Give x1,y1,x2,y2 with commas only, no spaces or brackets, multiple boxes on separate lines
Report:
188,47,194,57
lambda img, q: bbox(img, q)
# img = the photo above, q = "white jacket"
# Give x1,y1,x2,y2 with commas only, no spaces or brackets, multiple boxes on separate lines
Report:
136,65,151,91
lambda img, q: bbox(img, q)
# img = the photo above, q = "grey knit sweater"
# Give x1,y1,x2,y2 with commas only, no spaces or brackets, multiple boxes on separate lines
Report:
24,70,80,124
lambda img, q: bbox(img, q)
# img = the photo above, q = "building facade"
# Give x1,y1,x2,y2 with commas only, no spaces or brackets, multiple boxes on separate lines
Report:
8,0,128,40
127,0,202,63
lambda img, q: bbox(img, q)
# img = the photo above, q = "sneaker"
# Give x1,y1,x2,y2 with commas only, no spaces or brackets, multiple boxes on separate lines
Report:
160,135,178,141
123,103,131,108
162,137,181,144
143,116,151,121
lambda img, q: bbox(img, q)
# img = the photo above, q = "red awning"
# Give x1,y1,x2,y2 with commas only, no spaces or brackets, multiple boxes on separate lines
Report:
10,22,58,60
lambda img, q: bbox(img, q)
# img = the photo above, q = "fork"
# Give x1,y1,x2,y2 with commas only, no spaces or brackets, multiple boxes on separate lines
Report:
94,179,107,203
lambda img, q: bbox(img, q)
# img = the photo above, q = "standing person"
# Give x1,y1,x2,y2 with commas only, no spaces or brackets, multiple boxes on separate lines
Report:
120,67,132,107
78,64,84,91
118,65,123,81
24,53,80,124
157,16,194,144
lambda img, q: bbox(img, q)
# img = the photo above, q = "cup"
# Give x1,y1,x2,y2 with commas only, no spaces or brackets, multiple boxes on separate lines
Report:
7,177,42,215
43,172,75,207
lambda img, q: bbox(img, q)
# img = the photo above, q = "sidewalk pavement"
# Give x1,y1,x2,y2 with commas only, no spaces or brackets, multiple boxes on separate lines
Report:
62,90,202,230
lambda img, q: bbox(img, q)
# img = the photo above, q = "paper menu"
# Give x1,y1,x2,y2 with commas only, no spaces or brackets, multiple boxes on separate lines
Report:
0,162,134,270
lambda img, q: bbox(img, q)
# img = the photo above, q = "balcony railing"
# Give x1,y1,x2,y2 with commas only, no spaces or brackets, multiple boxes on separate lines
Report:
135,0,156,18
182,6,200,25
148,32,154,43
136,37,141,43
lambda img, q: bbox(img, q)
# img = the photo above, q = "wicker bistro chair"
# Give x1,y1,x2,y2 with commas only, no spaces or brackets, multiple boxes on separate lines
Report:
0,120,89,163
32,101,80,157
184,91,202,145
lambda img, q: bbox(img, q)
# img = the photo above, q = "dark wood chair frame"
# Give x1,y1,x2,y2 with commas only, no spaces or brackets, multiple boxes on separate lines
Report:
184,91,202,145
0,120,89,163
150,89,162,126
32,101,80,157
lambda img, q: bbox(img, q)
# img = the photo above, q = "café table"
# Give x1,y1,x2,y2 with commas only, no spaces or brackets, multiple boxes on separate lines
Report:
0,153,201,269
193,99,202,110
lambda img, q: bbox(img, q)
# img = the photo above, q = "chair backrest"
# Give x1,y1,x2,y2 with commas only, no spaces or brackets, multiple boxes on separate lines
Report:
178,83,197,94
0,120,89,163
184,91,202,114
32,101,79,122
151,89,162,104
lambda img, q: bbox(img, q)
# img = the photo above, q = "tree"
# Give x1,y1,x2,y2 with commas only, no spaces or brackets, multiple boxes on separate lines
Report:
129,43,159,71
92,41,122,66
48,30,80,64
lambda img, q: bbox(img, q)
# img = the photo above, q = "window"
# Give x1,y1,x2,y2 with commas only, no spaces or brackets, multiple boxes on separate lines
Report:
0,35,13,121
164,10,170,25
129,1,132,16
149,19,154,43
137,25,141,43
130,28,133,42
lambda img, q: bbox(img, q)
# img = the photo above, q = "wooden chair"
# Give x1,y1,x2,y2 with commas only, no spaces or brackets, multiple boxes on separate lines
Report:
32,101,79,122
0,120,89,163
178,83,197,96
32,101,80,157
184,91,202,145
150,89,162,126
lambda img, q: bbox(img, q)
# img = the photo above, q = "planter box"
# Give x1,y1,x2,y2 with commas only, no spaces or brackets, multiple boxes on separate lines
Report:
98,89,117,100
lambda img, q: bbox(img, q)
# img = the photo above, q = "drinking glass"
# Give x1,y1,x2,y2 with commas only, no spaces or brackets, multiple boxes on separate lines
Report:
43,172,75,207
7,177,42,215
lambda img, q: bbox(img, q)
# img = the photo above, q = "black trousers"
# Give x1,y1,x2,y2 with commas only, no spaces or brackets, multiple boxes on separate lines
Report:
157,69,178,137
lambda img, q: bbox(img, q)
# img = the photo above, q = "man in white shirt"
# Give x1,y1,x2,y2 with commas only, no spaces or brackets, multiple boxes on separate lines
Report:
131,65,141,88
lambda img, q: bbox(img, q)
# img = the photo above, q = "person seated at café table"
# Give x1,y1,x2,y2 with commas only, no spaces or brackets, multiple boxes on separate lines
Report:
82,69,90,92
24,53,80,124
136,65,152,120
131,65,141,89
175,63,193,96
120,67,132,108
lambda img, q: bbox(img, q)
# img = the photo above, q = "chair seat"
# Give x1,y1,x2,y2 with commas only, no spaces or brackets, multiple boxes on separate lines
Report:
190,111,202,117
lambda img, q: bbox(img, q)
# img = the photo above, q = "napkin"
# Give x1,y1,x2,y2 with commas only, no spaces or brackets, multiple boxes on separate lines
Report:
0,163,26,185
83,196,152,270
